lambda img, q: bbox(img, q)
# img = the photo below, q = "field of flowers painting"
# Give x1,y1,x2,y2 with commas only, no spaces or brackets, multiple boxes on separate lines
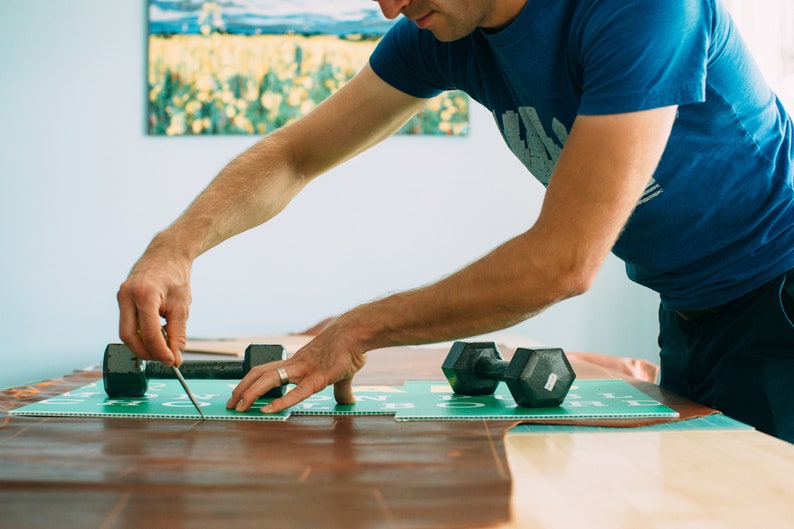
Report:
148,0,469,136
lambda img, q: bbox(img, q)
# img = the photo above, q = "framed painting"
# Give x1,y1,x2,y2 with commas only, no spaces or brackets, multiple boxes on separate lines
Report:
147,0,470,136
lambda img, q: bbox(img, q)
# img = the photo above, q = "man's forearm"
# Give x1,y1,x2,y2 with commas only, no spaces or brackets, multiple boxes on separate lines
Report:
334,229,589,353
334,107,679,354
149,132,306,262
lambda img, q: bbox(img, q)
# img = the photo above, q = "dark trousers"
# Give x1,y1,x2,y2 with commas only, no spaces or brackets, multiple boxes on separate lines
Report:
658,269,794,443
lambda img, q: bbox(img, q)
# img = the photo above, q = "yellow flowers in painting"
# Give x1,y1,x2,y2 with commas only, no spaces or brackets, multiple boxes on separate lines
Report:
147,1,469,136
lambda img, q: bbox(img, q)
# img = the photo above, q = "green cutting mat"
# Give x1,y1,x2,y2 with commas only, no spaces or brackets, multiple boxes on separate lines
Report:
9,379,679,422
9,380,289,421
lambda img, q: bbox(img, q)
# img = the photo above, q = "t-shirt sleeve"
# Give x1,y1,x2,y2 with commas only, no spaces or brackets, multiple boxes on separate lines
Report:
369,19,451,99
574,0,709,114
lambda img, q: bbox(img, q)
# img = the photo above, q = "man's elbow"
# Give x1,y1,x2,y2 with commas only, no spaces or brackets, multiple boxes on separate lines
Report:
543,259,599,303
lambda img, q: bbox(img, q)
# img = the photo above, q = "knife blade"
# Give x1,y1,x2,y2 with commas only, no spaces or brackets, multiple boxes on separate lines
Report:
157,326,206,420
172,364,207,420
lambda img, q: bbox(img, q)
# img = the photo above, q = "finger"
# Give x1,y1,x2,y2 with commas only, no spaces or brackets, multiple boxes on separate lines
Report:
333,378,355,405
163,310,188,366
117,278,173,364
225,367,261,411
226,364,291,412
260,380,318,414
136,308,175,365
117,287,151,360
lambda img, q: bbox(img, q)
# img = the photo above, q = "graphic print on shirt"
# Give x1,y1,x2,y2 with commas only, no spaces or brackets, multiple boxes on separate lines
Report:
498,106,568,185
498,106,665,205
639,177,663,204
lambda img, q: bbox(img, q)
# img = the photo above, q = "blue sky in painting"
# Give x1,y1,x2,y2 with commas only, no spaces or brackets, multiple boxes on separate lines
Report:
149,0,396,36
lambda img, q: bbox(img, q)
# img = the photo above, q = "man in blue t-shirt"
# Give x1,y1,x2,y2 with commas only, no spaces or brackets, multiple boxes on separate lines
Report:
118,0,794,442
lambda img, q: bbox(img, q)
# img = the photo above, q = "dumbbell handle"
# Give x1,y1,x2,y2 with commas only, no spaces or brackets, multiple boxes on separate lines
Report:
145,359,245,379
474,356,510,381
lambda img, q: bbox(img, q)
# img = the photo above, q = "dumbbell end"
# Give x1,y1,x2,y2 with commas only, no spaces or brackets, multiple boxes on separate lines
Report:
504,347,575,408
244,343,289,398
442,341,503,396
103,343,148,398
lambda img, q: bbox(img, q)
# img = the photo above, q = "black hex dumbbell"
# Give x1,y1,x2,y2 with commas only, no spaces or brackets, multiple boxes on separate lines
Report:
103,343,287,398
442,341,575,407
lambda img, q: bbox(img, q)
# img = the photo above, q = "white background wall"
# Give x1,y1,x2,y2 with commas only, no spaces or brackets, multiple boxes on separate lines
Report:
723,0,794,109
1,0,782,389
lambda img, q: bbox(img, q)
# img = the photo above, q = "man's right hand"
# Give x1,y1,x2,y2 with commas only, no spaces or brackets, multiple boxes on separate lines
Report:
117,245,192,367
114,64,424,368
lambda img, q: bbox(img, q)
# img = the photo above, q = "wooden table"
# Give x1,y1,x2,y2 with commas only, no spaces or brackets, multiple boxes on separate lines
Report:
503,428,794,529
2,340,793,529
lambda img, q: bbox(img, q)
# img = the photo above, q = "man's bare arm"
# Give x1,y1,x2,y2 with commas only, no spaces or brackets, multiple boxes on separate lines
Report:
227,105,679,413
117,64,426,365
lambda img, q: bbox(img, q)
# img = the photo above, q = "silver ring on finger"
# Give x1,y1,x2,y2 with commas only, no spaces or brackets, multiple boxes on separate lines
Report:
276,367,289,386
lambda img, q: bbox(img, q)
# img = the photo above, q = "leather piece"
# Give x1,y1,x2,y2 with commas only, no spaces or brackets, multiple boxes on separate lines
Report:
567,351,659,383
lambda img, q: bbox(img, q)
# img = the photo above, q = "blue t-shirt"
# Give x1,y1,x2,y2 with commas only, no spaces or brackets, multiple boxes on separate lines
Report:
370,0,794,311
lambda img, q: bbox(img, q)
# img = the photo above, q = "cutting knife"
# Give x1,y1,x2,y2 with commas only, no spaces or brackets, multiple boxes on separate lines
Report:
158,326,206,420
171,364,207,420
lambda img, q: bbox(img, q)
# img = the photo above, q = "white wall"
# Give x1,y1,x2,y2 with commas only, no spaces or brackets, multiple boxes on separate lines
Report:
723,0,794,109
0,0,665,389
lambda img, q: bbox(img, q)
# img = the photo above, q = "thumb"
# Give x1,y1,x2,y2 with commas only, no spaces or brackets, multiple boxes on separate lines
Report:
333,378,356,405
163,314,188,366
161,323,186,366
